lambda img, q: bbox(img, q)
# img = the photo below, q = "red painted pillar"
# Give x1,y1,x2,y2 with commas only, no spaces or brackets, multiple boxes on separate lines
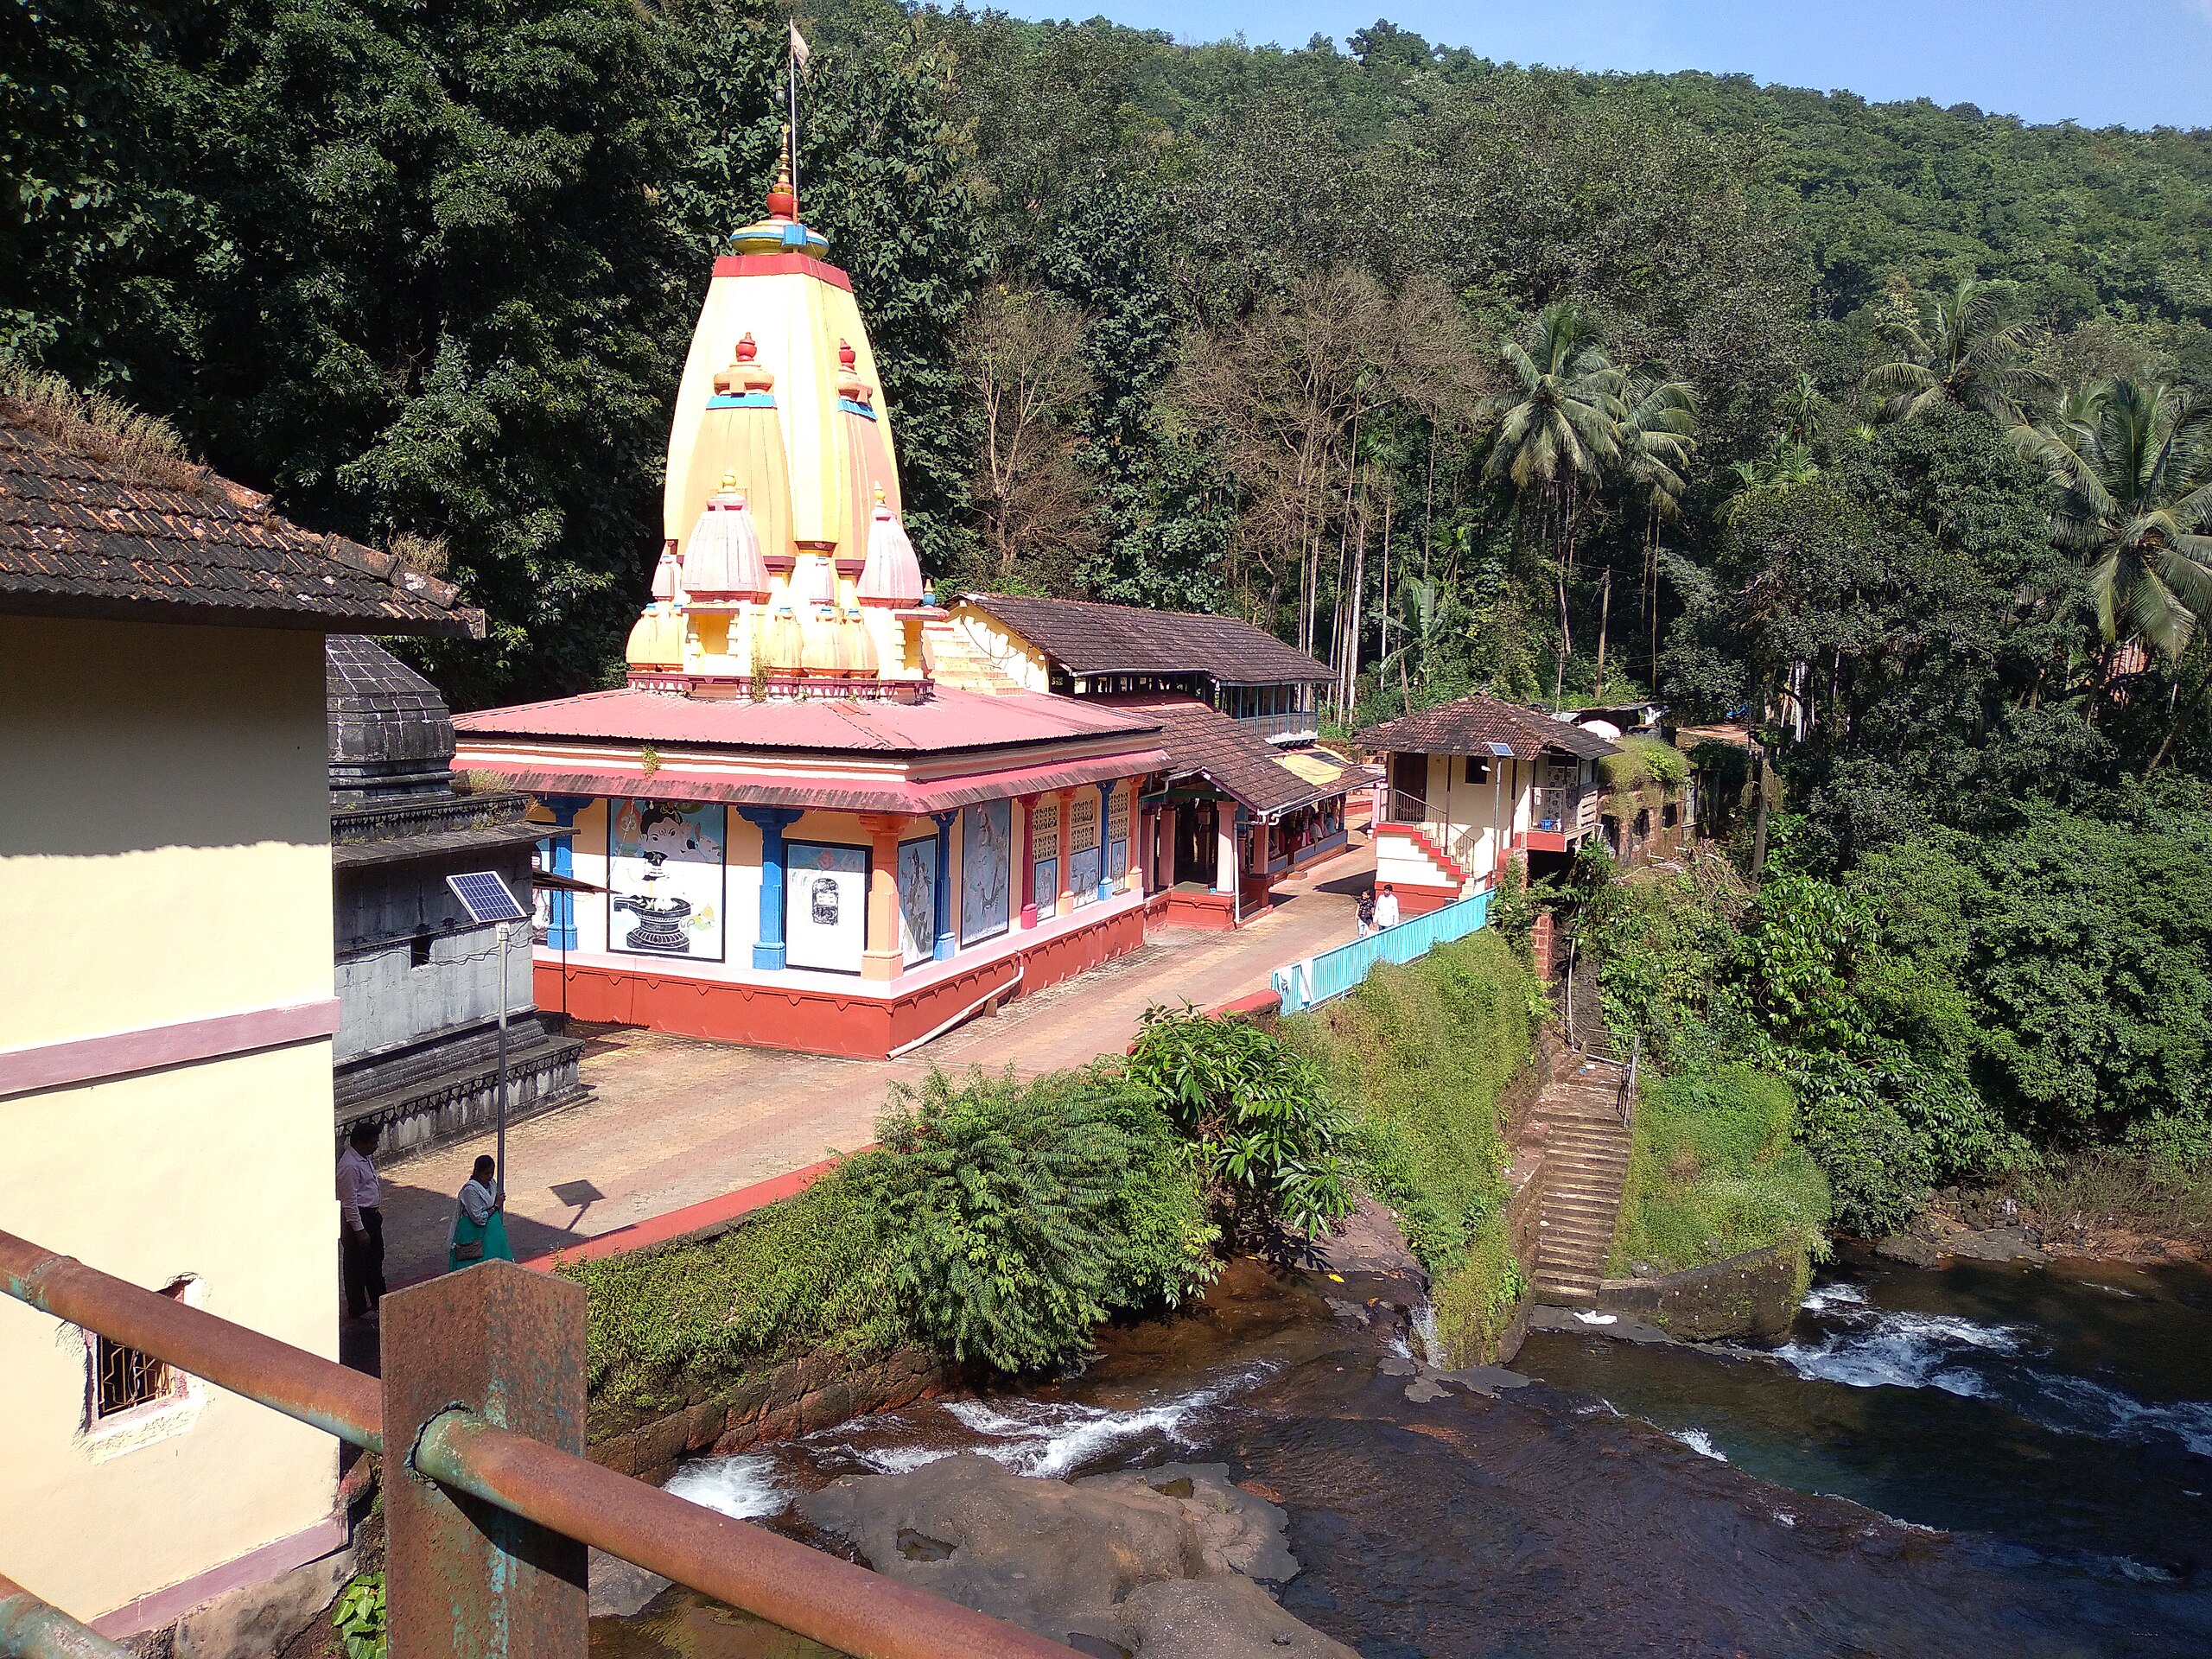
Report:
1018,794,1039,929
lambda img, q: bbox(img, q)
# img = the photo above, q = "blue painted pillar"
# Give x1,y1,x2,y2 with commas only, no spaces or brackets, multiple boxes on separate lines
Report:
739,806,804,969
540,795,588,950
1095,781,1116,901
931,810,957,960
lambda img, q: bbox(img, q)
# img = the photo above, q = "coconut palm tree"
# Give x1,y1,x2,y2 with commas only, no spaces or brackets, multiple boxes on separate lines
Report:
1484,302,1630,701
2016,378,2212,659
1614,369,1697,694
1865,279,2051,423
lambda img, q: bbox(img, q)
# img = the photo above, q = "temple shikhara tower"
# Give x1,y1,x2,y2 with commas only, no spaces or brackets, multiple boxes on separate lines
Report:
454,156,1171,1056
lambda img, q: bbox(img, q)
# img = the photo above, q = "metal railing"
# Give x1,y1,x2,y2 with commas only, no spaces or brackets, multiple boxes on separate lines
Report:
1618,1032,1641,1130
0,1230,1064,1659
1271,884,1495,1014
1530,785,1596,835
1233,709,1319,742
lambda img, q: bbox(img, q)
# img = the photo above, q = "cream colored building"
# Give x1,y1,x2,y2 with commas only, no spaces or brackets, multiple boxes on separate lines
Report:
0,402,478,1636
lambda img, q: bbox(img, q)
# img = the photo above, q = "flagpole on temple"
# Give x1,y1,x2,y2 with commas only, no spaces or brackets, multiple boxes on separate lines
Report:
788,17,807,207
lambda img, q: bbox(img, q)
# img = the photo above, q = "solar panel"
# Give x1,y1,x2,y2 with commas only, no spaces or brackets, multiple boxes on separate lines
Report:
446,870,529,925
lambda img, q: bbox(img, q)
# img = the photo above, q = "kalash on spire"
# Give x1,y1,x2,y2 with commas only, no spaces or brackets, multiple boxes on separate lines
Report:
635,130,922,692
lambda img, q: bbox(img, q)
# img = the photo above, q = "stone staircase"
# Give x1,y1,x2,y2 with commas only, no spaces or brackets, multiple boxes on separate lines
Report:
1529,1052,1632,1305
919,617,1025,693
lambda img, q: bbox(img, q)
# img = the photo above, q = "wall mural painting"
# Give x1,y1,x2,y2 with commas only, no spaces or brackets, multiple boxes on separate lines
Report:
1069,791,1102,906
607,800,726,960
961,799,1012,944
1106,786,1130,884
898,836,937,966
785,841,868,974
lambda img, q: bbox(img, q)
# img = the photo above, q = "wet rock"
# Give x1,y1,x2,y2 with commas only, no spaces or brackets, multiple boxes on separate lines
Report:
587,1548,671,1618
1377,1356,1416,1377
1527,1305,1677,1345
1295,1195,1427,1287
1404,1376,1450,1403
1435,1364,1534,1399
1075,1463,1300,1583
798,1452,1354,1657
1876,1235,1943,1268
1945,1227,2049,1264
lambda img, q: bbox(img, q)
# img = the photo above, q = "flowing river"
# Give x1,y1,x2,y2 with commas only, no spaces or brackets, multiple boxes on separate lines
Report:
597,1252,2212,1657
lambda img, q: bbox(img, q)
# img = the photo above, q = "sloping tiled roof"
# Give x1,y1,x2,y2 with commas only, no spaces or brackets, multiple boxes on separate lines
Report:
1357,694,1620,763
454,684,1162,758
963,592,1331,684
0,413,481,637
1095,695,1361,818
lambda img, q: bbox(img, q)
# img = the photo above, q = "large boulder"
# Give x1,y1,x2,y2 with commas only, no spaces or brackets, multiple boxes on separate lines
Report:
799,1454,1353,1658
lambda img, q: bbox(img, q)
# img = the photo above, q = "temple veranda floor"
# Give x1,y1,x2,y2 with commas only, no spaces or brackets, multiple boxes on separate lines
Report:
372,837,1373,1287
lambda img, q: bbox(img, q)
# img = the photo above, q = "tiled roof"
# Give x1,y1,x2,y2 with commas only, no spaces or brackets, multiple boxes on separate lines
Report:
0,414,481,637
1096,695,1363,819
963,592,1331,685
1357,694,1620,763
454,684,1162,757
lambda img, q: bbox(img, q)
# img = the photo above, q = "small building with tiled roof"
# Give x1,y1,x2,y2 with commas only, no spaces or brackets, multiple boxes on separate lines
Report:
452,156,1170,1058
1090,694,1371,927
0,385,476,1635
1357,692,1621,911
944,591,1330,743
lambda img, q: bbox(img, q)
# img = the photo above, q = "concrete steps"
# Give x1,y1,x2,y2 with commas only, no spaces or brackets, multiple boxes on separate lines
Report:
1529,1052,1633,1302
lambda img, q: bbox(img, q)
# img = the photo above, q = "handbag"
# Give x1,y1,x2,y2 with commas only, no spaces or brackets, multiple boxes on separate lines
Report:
453,1237,485,1262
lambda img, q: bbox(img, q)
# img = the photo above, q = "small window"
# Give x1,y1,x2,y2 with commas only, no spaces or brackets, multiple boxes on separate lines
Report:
1662,803,1679,829
410,931,433,969
93,1283,188,1419
1635,809,1651,836
1465,756,1492,785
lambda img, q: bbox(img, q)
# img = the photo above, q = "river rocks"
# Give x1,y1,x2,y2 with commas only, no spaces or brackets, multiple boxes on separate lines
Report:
1875,1234,1944,1267
1594,1243,1811,1340
798,1452,1355,1658
1876,1227,2050,1267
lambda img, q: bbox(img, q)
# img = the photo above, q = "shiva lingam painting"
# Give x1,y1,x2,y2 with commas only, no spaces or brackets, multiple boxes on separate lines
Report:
608,799,726,961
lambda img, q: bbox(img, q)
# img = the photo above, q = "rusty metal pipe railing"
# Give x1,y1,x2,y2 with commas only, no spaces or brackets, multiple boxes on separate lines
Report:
412,1413,1069,1659
0,1233,381,1453
0,1573,131,1659
0,1230,1069,1658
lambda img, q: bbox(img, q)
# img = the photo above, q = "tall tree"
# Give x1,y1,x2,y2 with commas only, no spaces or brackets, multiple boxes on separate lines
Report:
955,285,1096,590
1865,278,2050,425
2016,378,2212,661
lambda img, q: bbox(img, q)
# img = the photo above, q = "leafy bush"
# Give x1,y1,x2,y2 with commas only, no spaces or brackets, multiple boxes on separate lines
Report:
1610,1060,1831,1274
332,1572,386,1659
569,1067,1216,1408
1126,1006,1353,1238
1599,734,1690,792
855,1069,1217,1370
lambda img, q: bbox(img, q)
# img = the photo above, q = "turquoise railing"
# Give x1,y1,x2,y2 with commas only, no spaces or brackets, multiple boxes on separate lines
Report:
1270,885,1495,1013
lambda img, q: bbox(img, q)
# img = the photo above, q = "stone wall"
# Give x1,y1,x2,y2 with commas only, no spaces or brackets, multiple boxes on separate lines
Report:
1595,1243,1811,1341
586,1347,970,1488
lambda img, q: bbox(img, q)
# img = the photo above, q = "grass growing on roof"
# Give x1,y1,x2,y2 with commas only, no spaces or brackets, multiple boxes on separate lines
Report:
1607,1060,1831,1276
1283,930,1541,1363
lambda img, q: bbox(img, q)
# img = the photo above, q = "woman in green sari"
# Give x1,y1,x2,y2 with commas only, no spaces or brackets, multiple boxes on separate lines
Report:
448,1155,514,1270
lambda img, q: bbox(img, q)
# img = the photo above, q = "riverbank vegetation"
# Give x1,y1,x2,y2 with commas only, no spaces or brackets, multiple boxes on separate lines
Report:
1285,931,1541,1362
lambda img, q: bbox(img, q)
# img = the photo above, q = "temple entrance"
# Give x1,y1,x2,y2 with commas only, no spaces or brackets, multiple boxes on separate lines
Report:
1173,800,1218,887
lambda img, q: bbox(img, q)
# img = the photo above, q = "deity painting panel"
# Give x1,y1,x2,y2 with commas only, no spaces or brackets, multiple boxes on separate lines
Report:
960,800,1011,945
1069,792,1101,906
784,841,868,974
607,800,726,961
898,836,936,966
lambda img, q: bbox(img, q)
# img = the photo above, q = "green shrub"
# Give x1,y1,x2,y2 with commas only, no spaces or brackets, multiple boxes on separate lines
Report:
1609,1060,1832,1274
1127,1006,1353,1238
1433,1211,1528,1363
569,1067,1216,1409
855,1068,1217,1370
332,1572,386,1659
1599,733,1690,791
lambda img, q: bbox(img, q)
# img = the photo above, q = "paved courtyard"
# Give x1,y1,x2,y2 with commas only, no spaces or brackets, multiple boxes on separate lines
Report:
375,838,1372,1284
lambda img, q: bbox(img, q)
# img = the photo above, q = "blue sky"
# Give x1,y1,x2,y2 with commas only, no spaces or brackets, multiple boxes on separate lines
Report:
998,2,2212,130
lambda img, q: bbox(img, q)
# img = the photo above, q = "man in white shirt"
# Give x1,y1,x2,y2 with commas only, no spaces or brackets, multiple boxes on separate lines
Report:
337,1123,385,1319
1375,883,1401,930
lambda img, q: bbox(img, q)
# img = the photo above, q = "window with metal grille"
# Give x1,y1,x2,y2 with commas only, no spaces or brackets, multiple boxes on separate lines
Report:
93,1281,188,1418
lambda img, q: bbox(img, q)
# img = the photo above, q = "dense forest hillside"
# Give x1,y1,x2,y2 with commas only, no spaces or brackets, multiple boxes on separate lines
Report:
10,3,2210,1209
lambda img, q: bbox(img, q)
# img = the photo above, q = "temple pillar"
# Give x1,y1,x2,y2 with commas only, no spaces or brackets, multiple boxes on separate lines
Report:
1095,781,1116,901
1018,794,1039,928
537,795,588,950
737,805,804,969
1214,803,1236,895
859,814,905,982
931,810,957,960
1057,789,1076,915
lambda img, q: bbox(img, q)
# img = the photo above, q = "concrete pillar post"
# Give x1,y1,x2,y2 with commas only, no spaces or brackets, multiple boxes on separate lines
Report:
1094,781,1116,901
1214,802,1236,895
1018,794,1039,928
538,796,588,950
737,806,804,969
1057,789,1076,915
858,814,906,982
931,810,957,960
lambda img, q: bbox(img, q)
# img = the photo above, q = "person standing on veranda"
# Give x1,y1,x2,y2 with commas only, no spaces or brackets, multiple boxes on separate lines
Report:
338,1122,385,1319
448,1155,515,1271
